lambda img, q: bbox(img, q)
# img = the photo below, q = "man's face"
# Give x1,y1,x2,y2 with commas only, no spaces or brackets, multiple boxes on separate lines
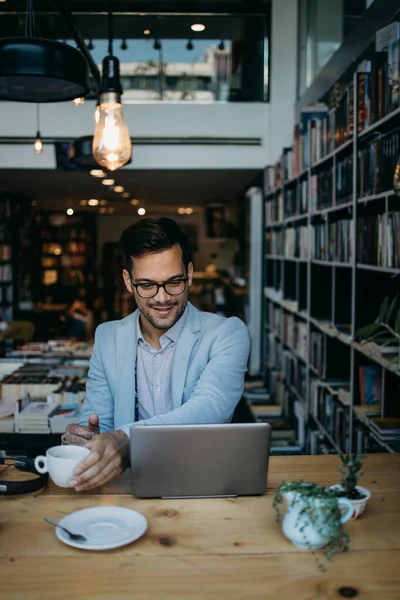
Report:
123,244,193,332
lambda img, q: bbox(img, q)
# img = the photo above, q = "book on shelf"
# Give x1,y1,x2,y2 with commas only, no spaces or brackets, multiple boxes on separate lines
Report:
368,417,400,441
271,429,296,441
312,219,353,263
359,365,382,405
353,404,382,428
368,339,400,356
243,388,271,402
250,404,282,419
358,132,399,199
50,403,81,433
243,379,264,391
15,397,59,433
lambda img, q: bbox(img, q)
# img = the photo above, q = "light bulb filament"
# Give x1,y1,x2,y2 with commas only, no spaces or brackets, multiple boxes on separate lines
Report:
92,92,131,171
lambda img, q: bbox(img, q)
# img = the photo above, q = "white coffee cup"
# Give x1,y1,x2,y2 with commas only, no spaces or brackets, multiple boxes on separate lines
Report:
34,445,90,488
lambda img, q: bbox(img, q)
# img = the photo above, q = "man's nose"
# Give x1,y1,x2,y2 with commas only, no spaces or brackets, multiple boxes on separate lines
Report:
154,286,170,303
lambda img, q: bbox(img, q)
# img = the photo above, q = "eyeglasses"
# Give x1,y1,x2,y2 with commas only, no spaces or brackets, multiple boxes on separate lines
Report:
131,277,188,298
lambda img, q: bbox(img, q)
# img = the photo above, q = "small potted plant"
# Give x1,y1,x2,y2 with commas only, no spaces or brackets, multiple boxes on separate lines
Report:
330,453,371,520
273,480,352,570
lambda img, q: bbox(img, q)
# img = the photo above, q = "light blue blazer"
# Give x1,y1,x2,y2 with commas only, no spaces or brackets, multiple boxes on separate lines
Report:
78,302,251,432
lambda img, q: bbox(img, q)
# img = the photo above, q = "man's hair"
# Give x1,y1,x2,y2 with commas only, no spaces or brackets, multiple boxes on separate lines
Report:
119,217,191,272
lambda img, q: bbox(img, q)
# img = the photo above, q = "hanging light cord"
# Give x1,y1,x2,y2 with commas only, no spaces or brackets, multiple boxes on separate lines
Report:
25,0,36,38
108,1,113,56
36,103,40,132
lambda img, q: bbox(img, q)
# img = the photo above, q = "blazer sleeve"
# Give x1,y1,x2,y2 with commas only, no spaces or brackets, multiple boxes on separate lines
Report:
118,317,250,435
78,325,115,432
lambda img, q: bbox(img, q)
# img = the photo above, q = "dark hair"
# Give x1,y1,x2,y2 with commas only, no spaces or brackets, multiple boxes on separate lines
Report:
119,217,191,272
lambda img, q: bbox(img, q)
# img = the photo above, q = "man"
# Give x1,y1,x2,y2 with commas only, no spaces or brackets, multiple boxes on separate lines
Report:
64,217,250,491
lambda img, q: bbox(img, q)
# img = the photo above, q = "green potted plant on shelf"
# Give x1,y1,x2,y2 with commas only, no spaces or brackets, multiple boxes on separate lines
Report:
329,453,371,520
355,295,400,368
273,480,352,570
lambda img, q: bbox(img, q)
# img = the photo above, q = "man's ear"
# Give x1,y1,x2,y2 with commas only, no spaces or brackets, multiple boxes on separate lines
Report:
122,269,133,293
187,262,194,287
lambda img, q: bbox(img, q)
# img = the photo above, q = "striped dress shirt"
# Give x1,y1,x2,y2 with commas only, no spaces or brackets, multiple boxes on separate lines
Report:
119,306,189,437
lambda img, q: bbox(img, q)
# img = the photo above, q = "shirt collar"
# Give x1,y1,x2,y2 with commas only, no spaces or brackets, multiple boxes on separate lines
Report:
136,304,189,345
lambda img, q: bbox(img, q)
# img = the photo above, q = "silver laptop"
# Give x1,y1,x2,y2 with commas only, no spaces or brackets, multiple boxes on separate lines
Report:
129,422,271,498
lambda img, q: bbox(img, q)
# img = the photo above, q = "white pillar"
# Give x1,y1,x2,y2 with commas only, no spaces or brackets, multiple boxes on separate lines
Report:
268,0,299,163
246,186,263,376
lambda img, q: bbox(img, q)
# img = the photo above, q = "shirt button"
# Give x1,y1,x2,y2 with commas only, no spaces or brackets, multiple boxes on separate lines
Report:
157,388,161,392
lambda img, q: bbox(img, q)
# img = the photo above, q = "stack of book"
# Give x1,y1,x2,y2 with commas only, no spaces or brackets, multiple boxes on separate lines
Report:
16,399,59,434
1,371,65,401
50,404,81,434
49,377,86,406
0,395,15,432
7,340,93,360
368,418,400,447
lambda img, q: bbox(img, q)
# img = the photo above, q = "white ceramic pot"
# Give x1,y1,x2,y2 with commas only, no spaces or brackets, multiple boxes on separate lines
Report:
329,484,371,520
281,490,353,550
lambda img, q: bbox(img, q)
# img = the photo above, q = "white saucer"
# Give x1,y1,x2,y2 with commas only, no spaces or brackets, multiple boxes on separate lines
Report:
56,506,148,551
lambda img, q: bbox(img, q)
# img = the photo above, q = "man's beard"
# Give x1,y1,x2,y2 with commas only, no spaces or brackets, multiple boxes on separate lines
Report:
140,299,187,331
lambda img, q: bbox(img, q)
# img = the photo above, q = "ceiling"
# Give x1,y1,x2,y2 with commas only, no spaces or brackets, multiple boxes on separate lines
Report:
0,168,259,213
0,1,270,41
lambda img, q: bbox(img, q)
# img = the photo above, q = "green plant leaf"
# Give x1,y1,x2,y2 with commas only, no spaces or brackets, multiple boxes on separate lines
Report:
378,297,390,323
355,323,382,340
395,309,400,334
363,330,393,344
387,296,399,325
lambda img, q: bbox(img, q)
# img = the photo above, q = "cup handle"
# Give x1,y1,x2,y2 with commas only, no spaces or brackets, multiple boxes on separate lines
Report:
338,497,353,523
34,455,48,474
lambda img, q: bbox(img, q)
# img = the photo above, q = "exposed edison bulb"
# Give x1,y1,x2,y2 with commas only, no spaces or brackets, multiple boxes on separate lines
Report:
73,97,85,107
34,132,43,155
92,91,132,171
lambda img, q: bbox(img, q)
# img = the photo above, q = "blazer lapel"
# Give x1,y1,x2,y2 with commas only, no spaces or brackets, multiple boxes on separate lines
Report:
172,303,201,410
115,311,138,428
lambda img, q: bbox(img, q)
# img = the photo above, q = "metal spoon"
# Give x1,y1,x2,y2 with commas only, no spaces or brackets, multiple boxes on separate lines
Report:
44,517,86,541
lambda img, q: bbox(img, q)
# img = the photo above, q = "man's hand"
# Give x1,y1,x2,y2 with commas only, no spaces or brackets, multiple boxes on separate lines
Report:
68,430,130,491
63,413,100,446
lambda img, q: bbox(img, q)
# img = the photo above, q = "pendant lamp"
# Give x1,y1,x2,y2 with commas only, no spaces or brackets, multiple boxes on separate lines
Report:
92,4,132,171
0,0,89,103
34,103,43,154
69,135,98,167
0,38,90,103
70,134,132,169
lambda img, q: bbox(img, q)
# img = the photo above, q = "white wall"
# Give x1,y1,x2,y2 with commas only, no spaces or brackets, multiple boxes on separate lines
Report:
268,0,299,163
0,101,270,170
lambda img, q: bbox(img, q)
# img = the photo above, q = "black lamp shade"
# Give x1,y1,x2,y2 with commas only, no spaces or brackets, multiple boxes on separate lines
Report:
69,135,132,168
69,135,98,168
0,38,90,102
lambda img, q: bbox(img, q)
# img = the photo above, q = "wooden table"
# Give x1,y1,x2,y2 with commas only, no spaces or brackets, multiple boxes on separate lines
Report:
1,455,399,599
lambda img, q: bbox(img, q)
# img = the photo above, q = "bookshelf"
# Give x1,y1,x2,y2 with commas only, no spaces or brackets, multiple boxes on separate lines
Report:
99,241,136,320
262,44,400,455
34,212,97,304
0,194,33,323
